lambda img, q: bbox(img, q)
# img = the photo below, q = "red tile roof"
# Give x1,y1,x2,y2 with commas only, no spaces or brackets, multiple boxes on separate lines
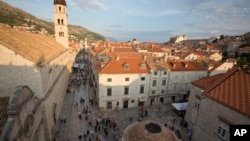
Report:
99,57,150,74
167,61,207,71
204,67,250,117
0,24,67,64
113,47,136,52
192,73,224,89
0,96,9,134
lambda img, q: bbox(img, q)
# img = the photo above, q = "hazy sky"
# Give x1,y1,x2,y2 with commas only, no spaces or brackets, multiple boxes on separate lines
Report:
5,0,250,42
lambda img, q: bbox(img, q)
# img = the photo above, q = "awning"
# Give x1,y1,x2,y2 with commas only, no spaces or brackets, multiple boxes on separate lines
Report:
171,102,188,111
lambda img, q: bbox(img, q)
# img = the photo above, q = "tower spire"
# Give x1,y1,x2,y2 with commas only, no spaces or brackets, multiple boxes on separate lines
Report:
54,0,69,48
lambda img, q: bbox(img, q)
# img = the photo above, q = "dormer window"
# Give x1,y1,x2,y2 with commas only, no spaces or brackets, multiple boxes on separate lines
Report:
124,63,130,70
140,63,146,69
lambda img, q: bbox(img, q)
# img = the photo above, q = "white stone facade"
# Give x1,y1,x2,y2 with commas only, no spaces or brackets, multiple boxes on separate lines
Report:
98,73,150,111
209,61,235,76
166,70,207,101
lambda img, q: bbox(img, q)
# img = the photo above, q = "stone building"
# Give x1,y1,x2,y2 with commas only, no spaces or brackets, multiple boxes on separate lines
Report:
97,56,151,111
123,120,179,141
185,67,250,141
0,23,73,140
54,0,69,48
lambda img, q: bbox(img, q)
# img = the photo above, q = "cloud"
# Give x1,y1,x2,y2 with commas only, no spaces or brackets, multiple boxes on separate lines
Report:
67,0,107,11
180,0,250,36
108,0,184,16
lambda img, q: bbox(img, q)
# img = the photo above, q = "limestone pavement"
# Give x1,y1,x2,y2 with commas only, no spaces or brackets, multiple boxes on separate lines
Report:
54,80,189,141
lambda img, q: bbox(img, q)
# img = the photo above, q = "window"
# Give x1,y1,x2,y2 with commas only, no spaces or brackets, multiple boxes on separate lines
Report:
57,19,60,25
107,102,112,109
217,124,228,139
107,78,112,82
151,90,155,94
185,83,189,90
61,19,64,25
124,87,129,95
152,80,157,86
162,79,166,86
140,63,146,69
161,89,165,94
125,77,129,81
124,64,130,70
59,6,61,12
163,71,167,75
131,100,135,103
140,85,144,94
59,32,64,37
107,88,112,96
141,77,145,81
154,71,158,75
195,99,200,110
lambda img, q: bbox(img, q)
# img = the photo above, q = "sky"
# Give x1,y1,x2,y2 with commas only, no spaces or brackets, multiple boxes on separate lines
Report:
4,0,250,43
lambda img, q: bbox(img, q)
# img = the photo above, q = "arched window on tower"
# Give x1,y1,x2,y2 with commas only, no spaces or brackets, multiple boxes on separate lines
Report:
58,19,60,25
61,19,64,25
59,6,61,12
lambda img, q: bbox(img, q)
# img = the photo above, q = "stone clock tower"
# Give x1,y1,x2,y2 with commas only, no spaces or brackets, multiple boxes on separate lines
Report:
54,0,69,48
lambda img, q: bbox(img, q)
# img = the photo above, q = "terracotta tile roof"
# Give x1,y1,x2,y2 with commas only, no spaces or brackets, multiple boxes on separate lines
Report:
147,46,164,52
106,52,142,59
191,73,224,89
192,51,210,57
0,24,67,64
167,60,207,71
208,61,223,71
204,67,250,117
113,47,136,52
0,96,9,134
99,57,150,74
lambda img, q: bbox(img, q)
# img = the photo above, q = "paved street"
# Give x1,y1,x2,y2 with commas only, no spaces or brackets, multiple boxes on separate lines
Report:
54,50,189,141
54,82,189,141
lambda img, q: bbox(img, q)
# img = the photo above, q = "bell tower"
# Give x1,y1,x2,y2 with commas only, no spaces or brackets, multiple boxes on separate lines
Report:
54,0,69,48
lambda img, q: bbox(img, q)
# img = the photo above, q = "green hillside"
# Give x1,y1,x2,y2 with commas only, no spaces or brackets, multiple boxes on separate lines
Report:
0,1,106,42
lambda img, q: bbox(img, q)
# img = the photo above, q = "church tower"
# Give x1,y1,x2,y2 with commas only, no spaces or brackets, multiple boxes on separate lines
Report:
54,0,69,48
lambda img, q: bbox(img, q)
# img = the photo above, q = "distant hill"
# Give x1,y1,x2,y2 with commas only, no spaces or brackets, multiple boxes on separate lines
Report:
0,1,106,42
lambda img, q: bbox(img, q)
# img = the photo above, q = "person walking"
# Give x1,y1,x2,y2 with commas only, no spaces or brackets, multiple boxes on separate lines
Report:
129,116,133,123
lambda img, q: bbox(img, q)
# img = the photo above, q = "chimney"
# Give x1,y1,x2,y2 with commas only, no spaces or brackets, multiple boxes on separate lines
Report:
116,56,119,60
185,64,188,68
143,55,147,61
164,54,168,61
173,63,176,68
111,47,114,52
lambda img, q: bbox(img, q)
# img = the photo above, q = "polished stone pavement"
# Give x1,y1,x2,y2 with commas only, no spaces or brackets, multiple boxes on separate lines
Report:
54,80,189,141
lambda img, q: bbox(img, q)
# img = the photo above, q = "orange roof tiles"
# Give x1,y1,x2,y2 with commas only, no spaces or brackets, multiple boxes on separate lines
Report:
0,24,67,64
106,52,142,59
0,96,9,134
192,73,224,89
147,46,164,52
203,67,250,117
99,57,149,74
113,47,136,52
167,60,207,71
